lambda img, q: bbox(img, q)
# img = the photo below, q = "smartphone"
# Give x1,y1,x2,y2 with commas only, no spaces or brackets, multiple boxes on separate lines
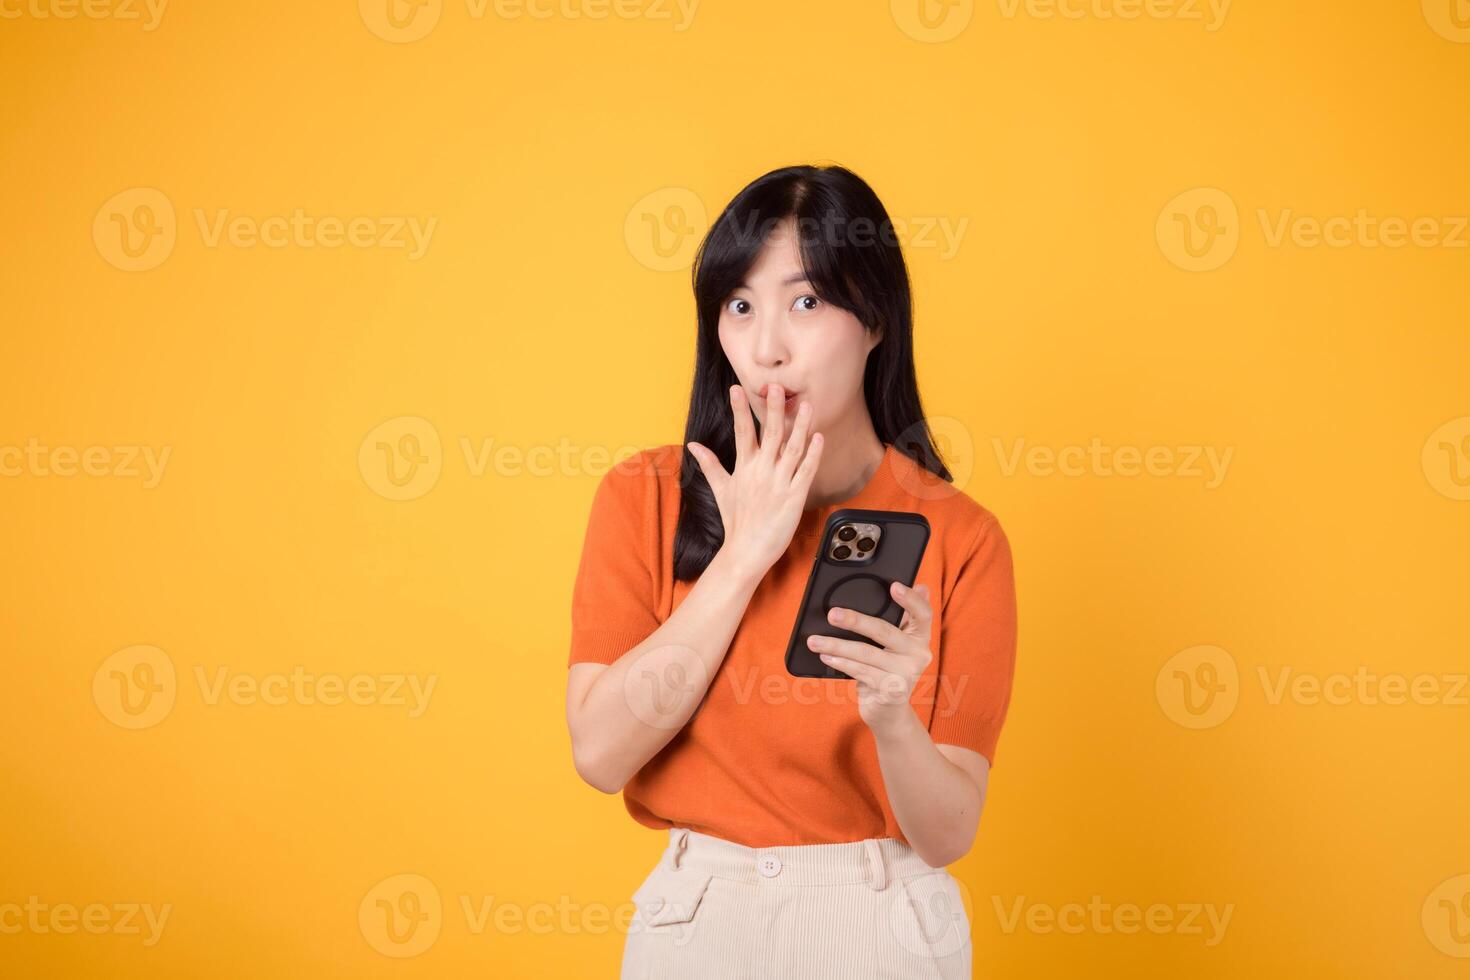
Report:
784,508,931,680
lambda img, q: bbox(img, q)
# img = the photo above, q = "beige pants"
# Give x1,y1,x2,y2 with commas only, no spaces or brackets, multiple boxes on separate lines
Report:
620,827,972,980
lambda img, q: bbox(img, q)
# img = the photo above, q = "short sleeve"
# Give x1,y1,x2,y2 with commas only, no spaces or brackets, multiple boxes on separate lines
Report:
927,516,1018,765
567,455,663,666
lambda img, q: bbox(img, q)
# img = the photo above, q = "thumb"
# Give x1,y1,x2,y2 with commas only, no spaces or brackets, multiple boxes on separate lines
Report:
687,442,728,494
899,584,929,631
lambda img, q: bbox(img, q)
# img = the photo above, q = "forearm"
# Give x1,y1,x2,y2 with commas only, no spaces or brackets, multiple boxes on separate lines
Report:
872,707,983,867
568,547,763,792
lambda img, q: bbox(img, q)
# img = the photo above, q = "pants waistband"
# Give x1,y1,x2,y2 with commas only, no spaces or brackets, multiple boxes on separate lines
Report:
657,827,940,891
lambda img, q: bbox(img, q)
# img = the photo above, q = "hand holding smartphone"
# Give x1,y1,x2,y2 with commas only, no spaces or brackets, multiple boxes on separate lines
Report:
784,508,930,679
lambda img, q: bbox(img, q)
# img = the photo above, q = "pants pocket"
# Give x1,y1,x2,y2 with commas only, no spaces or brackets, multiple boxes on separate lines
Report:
893,871,972,980
622,864,716,980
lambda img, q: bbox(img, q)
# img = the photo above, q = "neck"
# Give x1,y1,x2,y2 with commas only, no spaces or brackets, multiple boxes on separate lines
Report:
805,411,885,509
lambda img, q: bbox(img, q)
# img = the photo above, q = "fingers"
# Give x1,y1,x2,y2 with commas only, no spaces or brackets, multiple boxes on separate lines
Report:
807,633,907,671
819,654,885,689
826,605,909,652
729,385,756,467
686,441,729,495
792,430,823,491
813,649,909,698
760,383,786,458
777,399,813,477
888,582,933,641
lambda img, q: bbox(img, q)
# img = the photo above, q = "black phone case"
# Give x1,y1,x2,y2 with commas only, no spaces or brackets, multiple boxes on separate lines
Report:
784,508,931,680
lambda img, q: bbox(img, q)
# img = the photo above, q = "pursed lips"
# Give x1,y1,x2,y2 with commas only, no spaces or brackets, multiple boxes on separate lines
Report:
756,383,801,402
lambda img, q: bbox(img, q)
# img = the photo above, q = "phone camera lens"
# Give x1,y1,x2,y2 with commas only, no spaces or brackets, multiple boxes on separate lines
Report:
836,526,857,542
857,537,875,551
832,545,852,560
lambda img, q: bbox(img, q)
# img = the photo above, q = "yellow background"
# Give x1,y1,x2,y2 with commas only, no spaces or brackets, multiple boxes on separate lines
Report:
2,0,1468,976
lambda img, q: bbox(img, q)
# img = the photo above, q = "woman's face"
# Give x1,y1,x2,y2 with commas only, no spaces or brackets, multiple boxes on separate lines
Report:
717,217,879,448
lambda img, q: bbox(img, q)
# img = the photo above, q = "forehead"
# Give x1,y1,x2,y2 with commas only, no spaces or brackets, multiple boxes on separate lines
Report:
743,217,806,284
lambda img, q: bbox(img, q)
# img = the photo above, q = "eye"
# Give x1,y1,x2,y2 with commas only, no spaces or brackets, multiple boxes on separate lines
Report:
725,297,752,316
791,294,821,312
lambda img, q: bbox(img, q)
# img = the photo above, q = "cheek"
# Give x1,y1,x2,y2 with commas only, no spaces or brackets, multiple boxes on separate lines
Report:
717,321,747,371
807,317,871,385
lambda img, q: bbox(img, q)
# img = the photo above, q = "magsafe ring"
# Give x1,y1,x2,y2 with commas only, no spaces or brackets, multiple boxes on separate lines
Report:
821,574,893,619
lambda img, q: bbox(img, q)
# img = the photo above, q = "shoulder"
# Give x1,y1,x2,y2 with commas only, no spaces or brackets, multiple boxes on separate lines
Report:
593,443,684,507
603,443,682,484
950,488,1006,550
892,451,1007,556
936,491,1009,570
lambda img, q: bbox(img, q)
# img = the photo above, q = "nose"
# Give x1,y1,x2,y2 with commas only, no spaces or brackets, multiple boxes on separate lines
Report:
752,309,789,369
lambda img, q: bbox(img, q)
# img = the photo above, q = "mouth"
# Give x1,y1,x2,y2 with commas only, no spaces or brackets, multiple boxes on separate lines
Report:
756,383,803,407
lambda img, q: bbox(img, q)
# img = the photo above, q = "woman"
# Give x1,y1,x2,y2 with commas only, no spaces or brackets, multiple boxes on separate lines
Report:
565,164,1017,979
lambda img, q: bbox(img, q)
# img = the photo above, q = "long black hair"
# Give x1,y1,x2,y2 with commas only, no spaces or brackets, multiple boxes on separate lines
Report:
673,164,951,582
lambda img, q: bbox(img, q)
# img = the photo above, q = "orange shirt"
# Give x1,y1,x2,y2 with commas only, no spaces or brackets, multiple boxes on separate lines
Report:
568,442,1017,848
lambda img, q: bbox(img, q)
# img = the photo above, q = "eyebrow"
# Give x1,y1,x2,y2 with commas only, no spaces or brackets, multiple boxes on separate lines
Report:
735,273,812,289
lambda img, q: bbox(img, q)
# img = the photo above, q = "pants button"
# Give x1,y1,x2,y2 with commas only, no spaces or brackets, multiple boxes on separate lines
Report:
758,855,782,878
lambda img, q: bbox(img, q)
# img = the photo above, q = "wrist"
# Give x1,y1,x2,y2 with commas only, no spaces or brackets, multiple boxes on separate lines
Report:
868,702,924,744
711,545,767,590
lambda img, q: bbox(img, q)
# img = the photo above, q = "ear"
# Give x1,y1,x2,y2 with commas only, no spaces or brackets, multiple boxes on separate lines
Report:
866,324,884,353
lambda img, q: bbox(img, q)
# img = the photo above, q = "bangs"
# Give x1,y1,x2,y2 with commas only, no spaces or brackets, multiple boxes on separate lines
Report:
693,180,895,338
